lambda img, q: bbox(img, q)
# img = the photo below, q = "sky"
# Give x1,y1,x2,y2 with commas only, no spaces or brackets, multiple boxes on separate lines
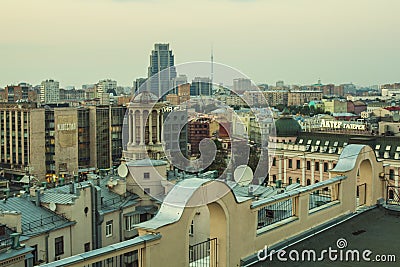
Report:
1,0,399,88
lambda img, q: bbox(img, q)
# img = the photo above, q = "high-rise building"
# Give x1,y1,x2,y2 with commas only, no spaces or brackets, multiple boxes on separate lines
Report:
133,78,147,94
233,78,252,94
0,103,126,181
190,77,212,96
96,79,117,96
40,79,60,103
147,43,177,97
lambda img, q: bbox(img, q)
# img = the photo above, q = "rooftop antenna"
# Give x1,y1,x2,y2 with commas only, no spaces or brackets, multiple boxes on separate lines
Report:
211,43,214,94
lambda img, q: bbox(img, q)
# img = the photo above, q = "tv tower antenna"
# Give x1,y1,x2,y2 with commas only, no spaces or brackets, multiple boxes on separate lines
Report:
211,44,214,92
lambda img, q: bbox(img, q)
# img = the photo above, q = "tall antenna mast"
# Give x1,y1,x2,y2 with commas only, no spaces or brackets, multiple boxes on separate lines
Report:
211,44,214,94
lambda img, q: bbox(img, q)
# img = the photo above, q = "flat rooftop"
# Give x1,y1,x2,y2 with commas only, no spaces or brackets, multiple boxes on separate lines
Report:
253,207,400,266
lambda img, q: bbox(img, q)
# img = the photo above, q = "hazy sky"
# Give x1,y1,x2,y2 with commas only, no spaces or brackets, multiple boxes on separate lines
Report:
1,0,399,88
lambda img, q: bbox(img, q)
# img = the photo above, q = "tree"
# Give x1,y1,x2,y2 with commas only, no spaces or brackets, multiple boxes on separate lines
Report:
205,139,227,177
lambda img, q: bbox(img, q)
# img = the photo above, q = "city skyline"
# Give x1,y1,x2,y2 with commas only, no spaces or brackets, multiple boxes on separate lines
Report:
1,0,400,88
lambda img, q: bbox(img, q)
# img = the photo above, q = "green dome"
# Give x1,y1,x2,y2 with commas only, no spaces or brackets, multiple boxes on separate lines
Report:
275,117,302,137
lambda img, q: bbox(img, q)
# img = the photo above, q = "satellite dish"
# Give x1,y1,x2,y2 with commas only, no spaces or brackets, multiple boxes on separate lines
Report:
234,165,253,186
393,113,400,122
49,202,57,212
117,164,128,178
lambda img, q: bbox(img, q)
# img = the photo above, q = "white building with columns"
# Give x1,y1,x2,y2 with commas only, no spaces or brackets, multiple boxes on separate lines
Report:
123,91,167,161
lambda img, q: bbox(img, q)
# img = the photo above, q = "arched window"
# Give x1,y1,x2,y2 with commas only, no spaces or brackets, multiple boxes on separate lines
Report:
288,177,293,185
315,180,319,184
306,179,311,186
272,175,277,183
296,178,300,184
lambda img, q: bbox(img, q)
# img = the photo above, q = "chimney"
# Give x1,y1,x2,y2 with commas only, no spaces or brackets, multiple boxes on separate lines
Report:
10,233,21,249
69,182,75,194
35,189,41,207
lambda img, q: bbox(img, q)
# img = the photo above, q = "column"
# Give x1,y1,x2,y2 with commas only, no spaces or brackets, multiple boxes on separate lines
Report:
148,111,153,145
283,157,287,183
278,155,282,181
21,112,25,166
156,110,161,144
139,111,144,145
160,111,164,143
127,112,132,145
320,161,323,181
301,156,306,185
132,111,136,145
311,159,315,184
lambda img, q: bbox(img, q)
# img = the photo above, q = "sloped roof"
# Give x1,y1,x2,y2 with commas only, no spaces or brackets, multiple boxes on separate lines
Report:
0,197,73,236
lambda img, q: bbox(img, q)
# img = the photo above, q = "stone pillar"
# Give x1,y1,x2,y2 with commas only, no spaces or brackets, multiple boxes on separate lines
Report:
301,157,306,185
128,112,132,145
160,111,164,143
283,157,287,183
140,110,144,146
149,111,153,145
311,159,315,184
278,156,282,181
132,111,136,145
156,110,161,144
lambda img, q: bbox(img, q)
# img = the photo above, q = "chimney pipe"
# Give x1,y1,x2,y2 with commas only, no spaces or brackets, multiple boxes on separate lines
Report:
35,189,41,207
69,182,75,194
10,233,21,249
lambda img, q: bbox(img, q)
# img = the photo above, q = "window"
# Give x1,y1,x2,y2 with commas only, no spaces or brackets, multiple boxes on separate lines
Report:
32,245,38,264
106,220,113,237
143,172,150,180
296,178,300,184
272,157,276,166
288,177,292,185
272,175,277,183
288,159,292,168
189,220,194,236
55,236,64,256
125,214,140,231
306,161,311,170
296,160,301,169
324,162,328,172
315,162,319,171
84,242,90,252
389,169,395,180
306,179,311,186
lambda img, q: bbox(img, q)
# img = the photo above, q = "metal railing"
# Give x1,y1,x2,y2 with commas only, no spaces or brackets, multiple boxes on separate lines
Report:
21,213,67,233
0,237,13,250
309,187,332,210
257,199,294,229
189,238,217,267
387,186,400,205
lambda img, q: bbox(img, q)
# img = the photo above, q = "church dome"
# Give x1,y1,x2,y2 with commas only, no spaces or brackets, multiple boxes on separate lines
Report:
275,109,302,137
131,91,159,103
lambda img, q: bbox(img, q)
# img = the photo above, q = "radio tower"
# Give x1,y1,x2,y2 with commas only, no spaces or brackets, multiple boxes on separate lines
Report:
211,44,214,94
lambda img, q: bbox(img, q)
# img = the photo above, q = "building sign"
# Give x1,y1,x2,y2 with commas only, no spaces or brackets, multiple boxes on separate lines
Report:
320,119,366,131
57,123,77,131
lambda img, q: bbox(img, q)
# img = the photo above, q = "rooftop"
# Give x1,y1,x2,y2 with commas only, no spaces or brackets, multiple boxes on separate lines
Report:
253,207,400,266
0,197,73,236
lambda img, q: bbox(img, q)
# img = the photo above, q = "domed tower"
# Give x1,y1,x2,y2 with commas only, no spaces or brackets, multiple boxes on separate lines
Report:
123,91,167,161
270,108,302,144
